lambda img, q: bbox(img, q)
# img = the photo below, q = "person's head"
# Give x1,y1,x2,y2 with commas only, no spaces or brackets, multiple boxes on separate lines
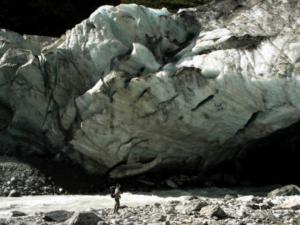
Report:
116,183,121,188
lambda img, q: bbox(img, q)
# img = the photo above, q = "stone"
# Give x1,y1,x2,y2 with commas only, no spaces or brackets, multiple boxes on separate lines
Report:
68,212,102,225
1,0,300,178
246,203,260,210
268,185,300,198
153,215,167,222
10,211,26,217
162,205,176,214
224,194,235,200
276,202,300,210
43,210,74,222
236,195,256,203
154,203,161,207
176,200,208,215
185,196,199,201
97,222,109,225
200,205,228,219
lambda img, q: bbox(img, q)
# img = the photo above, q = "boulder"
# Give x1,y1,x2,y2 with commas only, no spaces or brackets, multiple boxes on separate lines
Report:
43,210,74,222
176,200,208,215
68,212,102,225
200,205,228,219
10,211,26,217
275,202,300,210
268,185,300,198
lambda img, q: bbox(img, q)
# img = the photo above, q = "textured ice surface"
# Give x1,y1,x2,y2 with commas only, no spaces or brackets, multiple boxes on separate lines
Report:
1,1,300,177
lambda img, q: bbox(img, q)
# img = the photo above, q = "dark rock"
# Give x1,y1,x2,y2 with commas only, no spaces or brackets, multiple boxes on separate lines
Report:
268,185,300,198
68,212,102,225
186,196,199,201
200,205,228,219
259,203,273,210
10,211,26,217
246,203,260,210
154,203,161,207
156,215,167,222
43,210,74,222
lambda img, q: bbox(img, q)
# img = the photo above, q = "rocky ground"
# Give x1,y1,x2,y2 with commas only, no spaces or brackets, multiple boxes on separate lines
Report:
0,155,254,197
0,185,299,225
0,155,160,196
0,156,61,196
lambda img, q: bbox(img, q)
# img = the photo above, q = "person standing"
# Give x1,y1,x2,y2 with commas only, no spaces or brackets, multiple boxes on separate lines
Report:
111,184,122,214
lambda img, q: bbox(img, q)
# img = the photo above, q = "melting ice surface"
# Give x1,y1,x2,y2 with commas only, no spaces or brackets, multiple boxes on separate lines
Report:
0,187,276,218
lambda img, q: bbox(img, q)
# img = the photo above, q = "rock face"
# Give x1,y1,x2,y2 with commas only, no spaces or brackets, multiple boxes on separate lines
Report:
0,0,300,178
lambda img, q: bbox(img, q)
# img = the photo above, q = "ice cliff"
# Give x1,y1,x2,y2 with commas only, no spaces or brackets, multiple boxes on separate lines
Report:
0,0,300,178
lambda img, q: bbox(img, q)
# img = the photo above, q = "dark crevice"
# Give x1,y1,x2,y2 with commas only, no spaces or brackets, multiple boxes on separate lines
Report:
0,103,13,131
124,77,133,89
195,35,270,56
191,95,215,111
178,116,184,120
159,94,179,106
235,111,260,134
165,30,200,63
119,137,139,147
139,95,178,119
102,89,117,103
137,88,151,101
222,35,269,50
244,111,260,128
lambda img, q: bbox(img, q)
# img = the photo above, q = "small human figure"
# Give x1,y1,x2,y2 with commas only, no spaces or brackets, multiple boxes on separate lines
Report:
110,183,122,214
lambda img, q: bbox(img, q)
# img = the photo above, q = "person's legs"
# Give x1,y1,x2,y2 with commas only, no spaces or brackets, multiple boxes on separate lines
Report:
115,199,120,213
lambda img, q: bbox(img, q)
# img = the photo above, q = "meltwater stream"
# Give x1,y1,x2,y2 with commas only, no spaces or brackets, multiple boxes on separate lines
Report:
0,187,274,218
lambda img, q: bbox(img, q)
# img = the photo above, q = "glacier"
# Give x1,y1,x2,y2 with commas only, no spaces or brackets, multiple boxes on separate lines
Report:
0,0,300,178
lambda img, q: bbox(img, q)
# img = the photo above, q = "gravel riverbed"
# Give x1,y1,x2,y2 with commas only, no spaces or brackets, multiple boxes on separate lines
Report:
0,185,299,225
